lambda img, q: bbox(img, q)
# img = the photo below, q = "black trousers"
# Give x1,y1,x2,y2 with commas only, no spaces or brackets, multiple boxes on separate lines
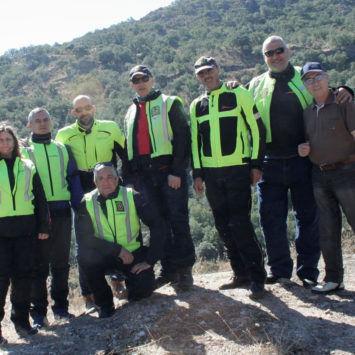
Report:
204,165,266,283
30,208,72,316
131,169,196,273
80,248,155,310
0,235,34,326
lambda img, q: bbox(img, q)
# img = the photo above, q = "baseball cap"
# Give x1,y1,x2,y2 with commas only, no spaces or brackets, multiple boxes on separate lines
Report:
129,65,152,79
301,62,326,79
194,56,218,74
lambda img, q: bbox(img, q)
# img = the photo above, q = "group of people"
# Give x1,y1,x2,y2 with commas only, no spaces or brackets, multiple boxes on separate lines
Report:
0,34,354,345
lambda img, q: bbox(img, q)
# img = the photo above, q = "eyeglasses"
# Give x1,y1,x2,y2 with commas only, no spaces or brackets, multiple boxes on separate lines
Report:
197,68,214,77
303,73,326,86
131,76,150,84
75,105,93,114
264,47,285,57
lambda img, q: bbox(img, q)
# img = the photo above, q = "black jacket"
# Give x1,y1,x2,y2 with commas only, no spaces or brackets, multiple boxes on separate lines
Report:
124,90,190,179
0,157,50,238
75,186,167,266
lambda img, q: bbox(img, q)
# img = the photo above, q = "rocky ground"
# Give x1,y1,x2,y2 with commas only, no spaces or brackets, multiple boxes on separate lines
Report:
0,255,354,355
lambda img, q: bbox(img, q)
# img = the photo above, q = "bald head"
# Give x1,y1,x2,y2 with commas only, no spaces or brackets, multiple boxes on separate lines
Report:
73,95,92,107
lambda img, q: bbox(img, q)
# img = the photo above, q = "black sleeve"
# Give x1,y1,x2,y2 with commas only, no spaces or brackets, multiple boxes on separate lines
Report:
75,200,122,262
32,172,50,234
133,191,167,266
169,99,191,177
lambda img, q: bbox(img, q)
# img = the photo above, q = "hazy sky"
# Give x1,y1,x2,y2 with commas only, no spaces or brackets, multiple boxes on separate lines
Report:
0,0,174,55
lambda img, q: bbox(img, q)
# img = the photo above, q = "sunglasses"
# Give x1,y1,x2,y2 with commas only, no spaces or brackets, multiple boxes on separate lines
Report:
75,105,93,114
197,68,214,77
264,47,285,57
303,73,326,86
131,76,150,84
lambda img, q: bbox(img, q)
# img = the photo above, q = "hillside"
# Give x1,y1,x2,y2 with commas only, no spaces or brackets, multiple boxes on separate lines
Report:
1,256,354,354
0,0,354,139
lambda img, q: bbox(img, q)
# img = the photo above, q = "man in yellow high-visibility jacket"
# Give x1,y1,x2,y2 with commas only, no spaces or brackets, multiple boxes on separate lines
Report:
75,162,167,318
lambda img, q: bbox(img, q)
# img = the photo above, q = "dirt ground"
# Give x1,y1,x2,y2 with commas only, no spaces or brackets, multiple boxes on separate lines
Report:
0,255,354,355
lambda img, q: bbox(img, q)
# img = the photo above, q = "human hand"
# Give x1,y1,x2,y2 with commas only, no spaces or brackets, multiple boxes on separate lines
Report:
335,87,353,104
130,262,152,274
226,80,241,90
250,169,262,186
38,233,49,240
119,247,134,264
298,142,311,157
193,177,204,195
168,174,181,189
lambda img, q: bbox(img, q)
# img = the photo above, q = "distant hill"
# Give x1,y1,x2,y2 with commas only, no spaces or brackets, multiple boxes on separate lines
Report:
0,0,354,138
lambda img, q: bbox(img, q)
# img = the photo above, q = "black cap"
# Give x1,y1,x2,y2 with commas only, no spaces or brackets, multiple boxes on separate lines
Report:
129,65,152,79
301,62,326,79
194,56,218,74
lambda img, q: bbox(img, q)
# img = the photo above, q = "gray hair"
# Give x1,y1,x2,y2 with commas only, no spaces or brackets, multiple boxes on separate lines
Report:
93,162,118,181
262,35,287,53
73,95,92,107
28,107,50,123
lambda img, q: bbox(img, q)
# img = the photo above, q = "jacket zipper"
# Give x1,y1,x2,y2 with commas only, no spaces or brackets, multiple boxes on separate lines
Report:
44,145,54,196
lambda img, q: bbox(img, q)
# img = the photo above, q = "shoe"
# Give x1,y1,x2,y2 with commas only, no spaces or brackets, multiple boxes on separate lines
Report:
312,282,344,294
302,278,317,289
83,294,97,314
32,315,49,329
266,273,290,284
249,282,265,300
219,276,250,290
53,308,74,321
178,267,193,291
155,271,179,289
0,325,7,345
98,306,115,319
14,323,38,337
111,279,127,299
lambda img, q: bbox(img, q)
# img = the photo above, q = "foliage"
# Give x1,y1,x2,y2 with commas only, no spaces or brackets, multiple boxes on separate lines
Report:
1,0,354,261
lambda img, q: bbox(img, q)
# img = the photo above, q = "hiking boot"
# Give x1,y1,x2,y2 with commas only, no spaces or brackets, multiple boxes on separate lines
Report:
14,323,38,337
111,279,127,299
32,315,49,329
83,294,97,314
249,282,265,300
155,271,179,289
53,308,74,321
98,306,115,319
219,276,250,290
0,324,7,345
178,267,193,291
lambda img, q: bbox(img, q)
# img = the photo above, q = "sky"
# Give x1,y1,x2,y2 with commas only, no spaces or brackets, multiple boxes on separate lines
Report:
0,0,174,55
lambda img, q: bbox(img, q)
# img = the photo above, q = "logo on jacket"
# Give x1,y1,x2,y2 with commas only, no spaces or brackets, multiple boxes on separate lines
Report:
150,106,160,119
115,201,124,212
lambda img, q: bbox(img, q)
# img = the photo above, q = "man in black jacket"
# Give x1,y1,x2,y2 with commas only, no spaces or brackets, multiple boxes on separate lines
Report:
124,65,195,290
75,162,167,318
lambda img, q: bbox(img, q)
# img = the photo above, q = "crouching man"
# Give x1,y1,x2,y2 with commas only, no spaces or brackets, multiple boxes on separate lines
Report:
75,162,167,318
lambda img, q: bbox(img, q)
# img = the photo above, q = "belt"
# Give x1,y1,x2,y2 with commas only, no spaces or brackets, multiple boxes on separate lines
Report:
319,156,355,171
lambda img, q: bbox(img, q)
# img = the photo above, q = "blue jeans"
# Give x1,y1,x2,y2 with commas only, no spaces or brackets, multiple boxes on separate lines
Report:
258,156,320,281
312,162,355,283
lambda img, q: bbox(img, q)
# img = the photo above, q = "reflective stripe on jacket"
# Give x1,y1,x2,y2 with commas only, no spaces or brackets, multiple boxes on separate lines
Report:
85,187,141,252
125,94,179,161
0,157,36,217
22,140,71,201
190,83,263,169
248,66,313,143
56,120,125,171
